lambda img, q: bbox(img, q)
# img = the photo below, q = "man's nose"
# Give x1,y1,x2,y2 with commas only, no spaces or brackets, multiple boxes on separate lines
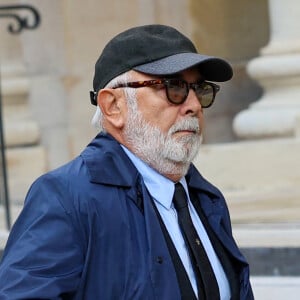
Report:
181,88,202,115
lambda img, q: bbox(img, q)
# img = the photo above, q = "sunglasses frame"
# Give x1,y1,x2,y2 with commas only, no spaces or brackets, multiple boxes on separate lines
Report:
110,78,220,108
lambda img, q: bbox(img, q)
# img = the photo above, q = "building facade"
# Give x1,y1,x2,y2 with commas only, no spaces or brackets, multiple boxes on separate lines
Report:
1,0,299,225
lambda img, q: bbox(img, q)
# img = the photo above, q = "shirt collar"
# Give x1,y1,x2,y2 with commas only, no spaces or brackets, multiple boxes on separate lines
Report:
121,145,188,209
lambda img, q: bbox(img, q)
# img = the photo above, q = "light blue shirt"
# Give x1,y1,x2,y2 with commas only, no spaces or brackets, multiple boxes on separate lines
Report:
122,145,230,300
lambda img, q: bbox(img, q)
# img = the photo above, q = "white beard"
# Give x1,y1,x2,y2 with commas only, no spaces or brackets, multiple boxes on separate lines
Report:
124,101,202,177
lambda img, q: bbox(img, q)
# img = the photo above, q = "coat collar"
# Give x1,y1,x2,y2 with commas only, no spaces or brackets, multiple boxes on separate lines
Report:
80,132,222,213
81,133,222,197
80,133,140,187
186,164,222,198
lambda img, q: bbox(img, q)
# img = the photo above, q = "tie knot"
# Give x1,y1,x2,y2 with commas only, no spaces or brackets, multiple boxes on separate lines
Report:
173,182,188,210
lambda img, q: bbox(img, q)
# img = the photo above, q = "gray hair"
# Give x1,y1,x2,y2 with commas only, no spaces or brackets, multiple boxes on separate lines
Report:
91,71,137,132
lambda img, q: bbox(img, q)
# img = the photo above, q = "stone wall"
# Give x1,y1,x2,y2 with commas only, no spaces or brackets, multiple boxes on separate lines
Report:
3,0,298,223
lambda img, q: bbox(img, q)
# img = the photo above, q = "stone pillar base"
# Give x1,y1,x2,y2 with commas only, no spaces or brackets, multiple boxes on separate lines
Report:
233,54,300,138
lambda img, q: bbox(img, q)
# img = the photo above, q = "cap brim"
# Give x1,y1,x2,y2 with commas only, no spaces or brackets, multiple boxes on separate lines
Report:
133,53,233,82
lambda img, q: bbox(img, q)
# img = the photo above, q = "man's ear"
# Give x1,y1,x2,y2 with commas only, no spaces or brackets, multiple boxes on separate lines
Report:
97,89,126,129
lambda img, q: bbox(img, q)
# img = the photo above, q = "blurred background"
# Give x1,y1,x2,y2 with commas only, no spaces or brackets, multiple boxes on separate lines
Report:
0,0,299,298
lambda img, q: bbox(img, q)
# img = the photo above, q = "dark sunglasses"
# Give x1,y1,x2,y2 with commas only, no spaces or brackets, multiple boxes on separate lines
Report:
111,78,220,108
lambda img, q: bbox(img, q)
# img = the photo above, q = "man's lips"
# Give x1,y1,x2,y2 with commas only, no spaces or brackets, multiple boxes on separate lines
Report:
174,129,198,135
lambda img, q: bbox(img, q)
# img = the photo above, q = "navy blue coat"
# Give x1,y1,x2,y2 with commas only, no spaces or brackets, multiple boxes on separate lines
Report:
0,133,253,299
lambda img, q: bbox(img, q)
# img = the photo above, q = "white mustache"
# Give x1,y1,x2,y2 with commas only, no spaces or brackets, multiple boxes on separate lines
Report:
169,118,200,135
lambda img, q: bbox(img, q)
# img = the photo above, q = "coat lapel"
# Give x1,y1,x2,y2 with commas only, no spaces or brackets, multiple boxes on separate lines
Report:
81,133,147,212
186,165,248,265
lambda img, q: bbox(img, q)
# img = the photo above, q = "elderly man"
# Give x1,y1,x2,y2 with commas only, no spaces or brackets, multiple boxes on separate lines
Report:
0,25,253,300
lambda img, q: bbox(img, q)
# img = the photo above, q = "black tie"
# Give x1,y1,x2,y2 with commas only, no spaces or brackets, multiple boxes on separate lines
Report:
173,182,220,300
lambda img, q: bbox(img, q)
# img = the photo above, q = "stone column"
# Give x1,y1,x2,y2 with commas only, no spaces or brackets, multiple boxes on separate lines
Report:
233,0,300,139
20,0,70,168
0,28,46,204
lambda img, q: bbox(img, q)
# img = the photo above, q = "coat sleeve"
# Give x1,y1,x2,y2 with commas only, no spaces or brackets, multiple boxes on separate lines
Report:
0,174,85,299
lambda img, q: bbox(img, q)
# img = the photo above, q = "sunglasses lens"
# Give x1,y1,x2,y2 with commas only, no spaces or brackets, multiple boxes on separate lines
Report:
166,79,187,104
165,80,217,107
195,83,214,108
